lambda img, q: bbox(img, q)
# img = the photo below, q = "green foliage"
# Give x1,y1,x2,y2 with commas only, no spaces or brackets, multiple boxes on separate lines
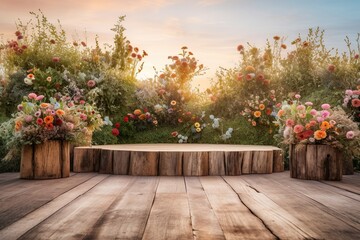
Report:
92,125,119,145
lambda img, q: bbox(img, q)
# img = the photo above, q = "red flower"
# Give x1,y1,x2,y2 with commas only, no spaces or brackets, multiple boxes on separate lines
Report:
55,118,63,126
36,118,44,125
266,108,272,115
115,122,121,129
46,123,54,130
50,39,56,44
171,131,178,137
123,116,129,123
297,130,314,141
81,41,87,47
328,64,336,73
52,57,60,62
237,44,244,51
112,128,120,136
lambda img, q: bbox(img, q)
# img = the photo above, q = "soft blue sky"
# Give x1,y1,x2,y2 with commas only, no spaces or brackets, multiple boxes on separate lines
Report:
1,0,359,88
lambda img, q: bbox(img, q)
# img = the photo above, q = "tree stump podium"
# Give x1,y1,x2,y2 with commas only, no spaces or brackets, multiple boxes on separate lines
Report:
20,141,70,179
289,144,342,181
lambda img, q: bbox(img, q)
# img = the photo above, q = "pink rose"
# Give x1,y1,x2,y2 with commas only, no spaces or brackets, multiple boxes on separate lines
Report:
36,95,45,101
321,104,331,110
28,93,37,99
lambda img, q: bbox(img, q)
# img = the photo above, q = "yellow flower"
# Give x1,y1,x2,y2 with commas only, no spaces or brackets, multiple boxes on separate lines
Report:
56,109,65,116
44,115,54,124
194,122,201,128
314,130,327,140
170,100,177,106
196,127,201,132
133,109,142,116
254,111,261,118
259,104,265,110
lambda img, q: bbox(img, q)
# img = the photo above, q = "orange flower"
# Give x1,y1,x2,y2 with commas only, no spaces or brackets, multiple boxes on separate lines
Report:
40,103,49,108
245,66,256,73
170,100,177,106
320,121,331,130
273,36,280,41
139,114,146,120
27,73,35,79
15,120,22,131
259,104,265,110
56,109,65,116
281,44,287,49
305,123,311,130
44,115,54,124
254,111,261,118
133,109,142,116
314,130,327,140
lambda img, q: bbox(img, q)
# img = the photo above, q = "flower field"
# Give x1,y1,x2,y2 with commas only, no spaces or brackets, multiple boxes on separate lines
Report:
0,12,360,172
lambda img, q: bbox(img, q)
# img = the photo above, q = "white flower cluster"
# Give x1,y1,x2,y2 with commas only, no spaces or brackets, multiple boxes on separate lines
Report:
221,128,233,140
154,104,167,113
209,115,220,129
177,134,188,143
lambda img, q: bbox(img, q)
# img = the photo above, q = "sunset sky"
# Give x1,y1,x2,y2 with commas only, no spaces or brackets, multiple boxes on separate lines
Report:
1,0,360,89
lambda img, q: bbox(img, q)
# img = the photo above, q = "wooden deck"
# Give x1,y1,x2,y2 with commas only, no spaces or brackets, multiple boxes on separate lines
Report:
0,171,359,239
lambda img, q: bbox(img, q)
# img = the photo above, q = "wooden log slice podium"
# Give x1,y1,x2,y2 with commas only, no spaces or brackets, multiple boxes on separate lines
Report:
74,144,284,176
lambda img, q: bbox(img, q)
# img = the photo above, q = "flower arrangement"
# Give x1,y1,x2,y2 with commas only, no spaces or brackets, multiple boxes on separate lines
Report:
275,95,360,157
126,108,157,131
343,84,360,123
13,93,103,145
241,90,278,130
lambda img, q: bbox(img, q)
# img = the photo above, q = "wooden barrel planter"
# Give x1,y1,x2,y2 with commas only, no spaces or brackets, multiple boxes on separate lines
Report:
20,140,70,179
289,144,342,181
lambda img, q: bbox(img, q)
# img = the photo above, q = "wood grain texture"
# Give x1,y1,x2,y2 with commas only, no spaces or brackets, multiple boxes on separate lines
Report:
129,151,159,176
183,152,209,176
209,151,225,175
99,149,113,174
200,176,276,240
113,151,130,175
73,148,101,172
20,145,34,179
159,152,183,176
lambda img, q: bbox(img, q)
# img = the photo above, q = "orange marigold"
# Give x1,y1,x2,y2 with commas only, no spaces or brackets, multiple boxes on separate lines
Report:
254,111,261,118
273,36,280,41
259,104,265,110
139,114,146,120
314,130,327,140
44,115,54,124
320,121,331,130
15,121,22,131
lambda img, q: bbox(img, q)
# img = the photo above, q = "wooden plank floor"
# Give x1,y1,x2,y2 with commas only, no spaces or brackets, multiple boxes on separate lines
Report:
0,172,359,240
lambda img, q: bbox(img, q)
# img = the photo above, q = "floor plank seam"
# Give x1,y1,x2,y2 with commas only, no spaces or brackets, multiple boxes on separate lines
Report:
140,177,160,240
320,181,360,198
16,174,111,239
221,176,281,240
184,177,200,240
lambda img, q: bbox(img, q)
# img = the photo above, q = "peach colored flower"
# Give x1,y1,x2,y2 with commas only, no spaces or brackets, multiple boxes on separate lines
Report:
133,109,142,116
15,121,22,131
314,130,327,140
281,44,287,49
171,131,178,137
56,109,65,116
259,104,265,110
170,100,177,106
277,109,285,117
293,124,304,134
40,103,50,108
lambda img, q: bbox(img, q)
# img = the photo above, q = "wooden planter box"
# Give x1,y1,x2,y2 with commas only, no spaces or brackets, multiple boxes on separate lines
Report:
289,144,342,181
20,140,70,179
